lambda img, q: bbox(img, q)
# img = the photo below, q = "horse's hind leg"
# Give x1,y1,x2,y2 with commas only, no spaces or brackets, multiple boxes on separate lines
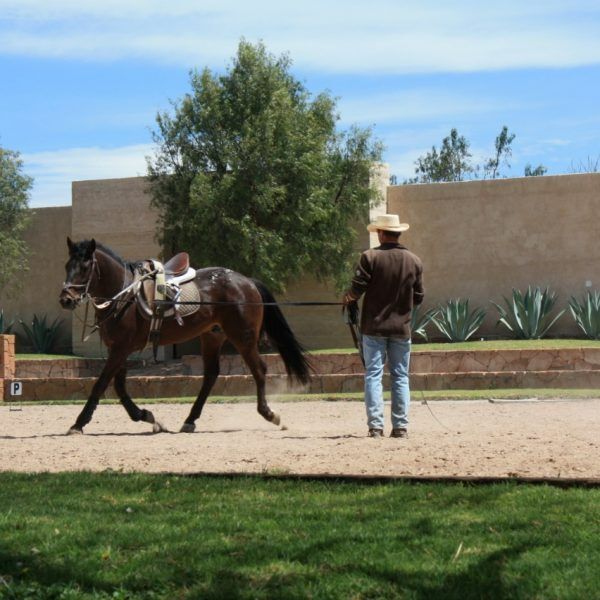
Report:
181,332,225,433
114,368,166,433
237,342,281,427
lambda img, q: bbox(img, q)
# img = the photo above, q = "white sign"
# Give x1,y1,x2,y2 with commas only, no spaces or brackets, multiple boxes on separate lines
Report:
10,381,23,396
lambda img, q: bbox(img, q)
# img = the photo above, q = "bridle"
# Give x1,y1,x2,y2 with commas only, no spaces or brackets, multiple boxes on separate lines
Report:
62,251,134,342
61,254,100,307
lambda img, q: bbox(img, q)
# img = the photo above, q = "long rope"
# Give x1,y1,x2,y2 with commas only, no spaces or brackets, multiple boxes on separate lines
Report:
154,300,345,307
420,390,452,431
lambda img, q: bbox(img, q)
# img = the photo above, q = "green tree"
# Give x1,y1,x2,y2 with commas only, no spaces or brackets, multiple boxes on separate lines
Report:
406,128,473,183
406,126,520,183
0,146,32,297
148,40,382,292
483,126,515,179
524,163,547,177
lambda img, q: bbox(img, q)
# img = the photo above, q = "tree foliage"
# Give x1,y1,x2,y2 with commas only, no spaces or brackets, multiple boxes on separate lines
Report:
406,128,473,183
0,146,32,297
524,163,548,177
405,126,519,184
483,126,515,179
147,40,383,292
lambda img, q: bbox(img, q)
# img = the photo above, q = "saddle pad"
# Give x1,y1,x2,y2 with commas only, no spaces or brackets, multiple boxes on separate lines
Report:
176,281,201,318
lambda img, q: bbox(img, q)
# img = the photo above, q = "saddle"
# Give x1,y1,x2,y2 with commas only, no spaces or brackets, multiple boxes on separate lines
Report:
132,253,200,360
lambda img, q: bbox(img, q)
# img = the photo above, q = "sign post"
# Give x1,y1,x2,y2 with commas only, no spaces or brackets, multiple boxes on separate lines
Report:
9,380,23,412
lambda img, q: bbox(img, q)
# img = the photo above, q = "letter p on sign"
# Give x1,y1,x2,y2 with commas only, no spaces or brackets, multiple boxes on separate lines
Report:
10,381,22,396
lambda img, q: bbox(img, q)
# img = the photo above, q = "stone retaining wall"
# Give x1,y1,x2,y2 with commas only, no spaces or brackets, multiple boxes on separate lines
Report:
0,335,16,401
14,348,600,379
9,369,600,402
182,348,600,375
6,346,600,402
15,358,145,378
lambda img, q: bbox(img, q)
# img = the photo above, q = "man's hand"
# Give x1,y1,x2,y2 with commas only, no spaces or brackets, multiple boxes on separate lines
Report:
342,292,357,305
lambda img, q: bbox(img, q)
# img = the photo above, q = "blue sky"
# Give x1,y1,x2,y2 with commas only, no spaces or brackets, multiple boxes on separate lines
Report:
1,0,599,208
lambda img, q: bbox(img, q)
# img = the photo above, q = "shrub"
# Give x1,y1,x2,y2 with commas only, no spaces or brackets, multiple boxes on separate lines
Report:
569,291,600,340
492,286,564,339
18,314,64,353
0,309,14,334
411,305,438,341
432,299,486,342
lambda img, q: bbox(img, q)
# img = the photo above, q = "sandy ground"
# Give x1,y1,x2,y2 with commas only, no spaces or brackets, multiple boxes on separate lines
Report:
0,399,598,480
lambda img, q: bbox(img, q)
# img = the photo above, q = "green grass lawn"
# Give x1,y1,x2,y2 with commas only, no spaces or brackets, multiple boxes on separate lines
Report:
0,473,597,599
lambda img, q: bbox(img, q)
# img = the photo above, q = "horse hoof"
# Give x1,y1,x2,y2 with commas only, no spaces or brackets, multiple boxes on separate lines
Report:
271,413,281,426
180,422,195,433
280,424,288,431
67,427,83,436
152,421,167,434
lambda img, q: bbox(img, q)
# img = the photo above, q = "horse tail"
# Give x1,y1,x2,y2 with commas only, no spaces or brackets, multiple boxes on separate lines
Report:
252,279,312,385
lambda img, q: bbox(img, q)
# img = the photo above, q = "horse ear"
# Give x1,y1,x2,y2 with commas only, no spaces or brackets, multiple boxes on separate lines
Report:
67,237,74,253
83,239,96,260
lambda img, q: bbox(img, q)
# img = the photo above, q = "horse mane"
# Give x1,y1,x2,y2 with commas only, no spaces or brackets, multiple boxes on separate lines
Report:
77,239,137,271
95,242,124,263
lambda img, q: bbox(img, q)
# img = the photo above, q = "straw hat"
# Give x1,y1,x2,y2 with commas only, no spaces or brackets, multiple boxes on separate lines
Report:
367,213,410,233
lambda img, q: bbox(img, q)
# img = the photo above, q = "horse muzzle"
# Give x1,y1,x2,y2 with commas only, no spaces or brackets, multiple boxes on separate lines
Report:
59,288,82,310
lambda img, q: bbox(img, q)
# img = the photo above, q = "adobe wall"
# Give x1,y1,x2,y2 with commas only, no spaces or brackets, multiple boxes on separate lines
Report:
0,207,72,352
71,174,379,355
4,171,598,357
71,177,163,357
388,173,600,337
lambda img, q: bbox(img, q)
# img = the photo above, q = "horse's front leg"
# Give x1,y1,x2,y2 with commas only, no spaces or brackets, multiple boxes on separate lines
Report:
67,351,126,435
181,332,224,432
114,367,166,433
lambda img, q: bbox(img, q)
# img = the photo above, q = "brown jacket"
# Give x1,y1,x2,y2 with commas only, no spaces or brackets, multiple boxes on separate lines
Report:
348,242,424,338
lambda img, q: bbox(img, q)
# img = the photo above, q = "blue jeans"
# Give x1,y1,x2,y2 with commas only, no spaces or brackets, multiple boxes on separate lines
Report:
363,335,411,431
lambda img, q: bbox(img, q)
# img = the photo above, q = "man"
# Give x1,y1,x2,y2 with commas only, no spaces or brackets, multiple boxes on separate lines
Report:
343,214,424,438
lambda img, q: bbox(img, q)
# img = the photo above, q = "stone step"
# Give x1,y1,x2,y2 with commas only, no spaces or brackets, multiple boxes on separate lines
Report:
183,347,600,375
7,369,600,401
15,347,600,379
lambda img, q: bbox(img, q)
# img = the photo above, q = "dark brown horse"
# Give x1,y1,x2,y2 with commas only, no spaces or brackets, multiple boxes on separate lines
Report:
59,238,311,435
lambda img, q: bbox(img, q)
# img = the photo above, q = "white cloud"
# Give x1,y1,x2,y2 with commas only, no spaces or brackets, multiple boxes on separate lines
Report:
23,144,152,208
0,1,598,73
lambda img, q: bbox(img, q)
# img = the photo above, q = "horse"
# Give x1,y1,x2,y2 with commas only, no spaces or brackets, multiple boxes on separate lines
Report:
59,238,311,435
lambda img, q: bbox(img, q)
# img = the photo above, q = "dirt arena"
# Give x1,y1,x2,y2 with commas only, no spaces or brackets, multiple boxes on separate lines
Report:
0,399,598,480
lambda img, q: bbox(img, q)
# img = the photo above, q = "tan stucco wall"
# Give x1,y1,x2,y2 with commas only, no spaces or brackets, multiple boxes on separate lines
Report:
71,175,378,354
7,170,595,357
388,173,600,336
0,207,73,352
279,225,370,350
71,177,162,357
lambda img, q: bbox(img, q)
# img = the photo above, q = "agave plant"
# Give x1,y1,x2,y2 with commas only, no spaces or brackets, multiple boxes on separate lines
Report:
0,309,14,334
492,286,564,339
432,299,486,342
19,314,64,353
411,305,438,341
569,290,600,339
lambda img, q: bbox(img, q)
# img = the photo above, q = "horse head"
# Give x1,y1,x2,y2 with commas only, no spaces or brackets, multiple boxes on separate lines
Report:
59,237,98,310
